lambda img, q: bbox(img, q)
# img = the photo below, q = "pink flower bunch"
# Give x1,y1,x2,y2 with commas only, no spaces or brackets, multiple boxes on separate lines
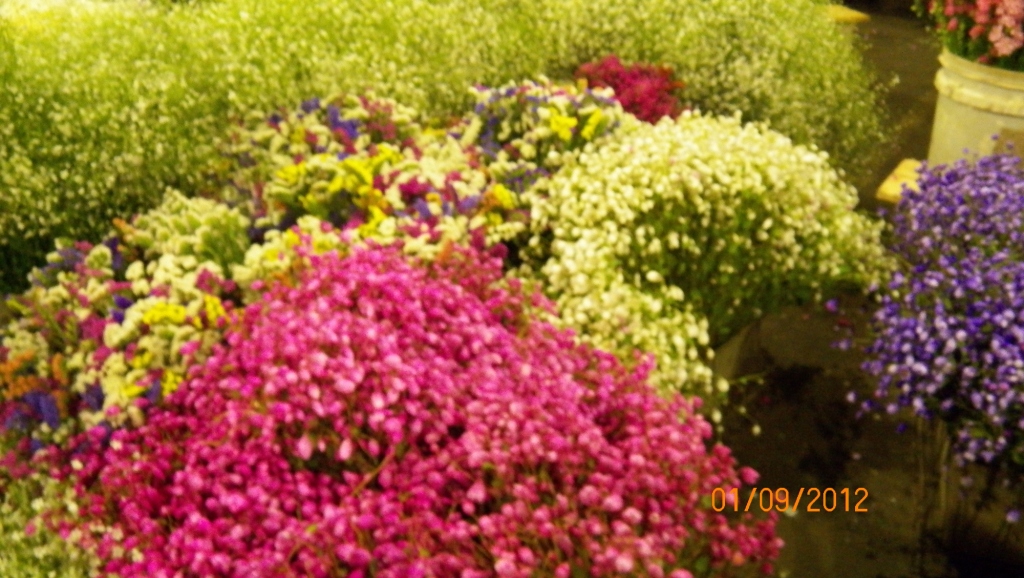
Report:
924,0,1024,63
56,239,779,577
575,56,685,123
990,0,1024,56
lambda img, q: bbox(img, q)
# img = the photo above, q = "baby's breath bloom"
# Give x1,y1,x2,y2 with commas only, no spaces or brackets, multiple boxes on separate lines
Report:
522,112,891,395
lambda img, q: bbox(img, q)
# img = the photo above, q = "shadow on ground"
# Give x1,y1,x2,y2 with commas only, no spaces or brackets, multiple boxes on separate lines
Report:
845,5,940,213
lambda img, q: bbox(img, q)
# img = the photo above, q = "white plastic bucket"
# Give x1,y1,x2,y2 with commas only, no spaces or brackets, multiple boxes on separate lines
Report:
928,50,1024,165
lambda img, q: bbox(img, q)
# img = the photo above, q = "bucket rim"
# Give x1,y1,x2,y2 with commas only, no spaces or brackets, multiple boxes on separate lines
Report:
939,49,1024,91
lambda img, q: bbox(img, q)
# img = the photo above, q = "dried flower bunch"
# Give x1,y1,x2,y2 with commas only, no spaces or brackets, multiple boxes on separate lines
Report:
0,191,246,445
221,81,626,258
453,79,626,195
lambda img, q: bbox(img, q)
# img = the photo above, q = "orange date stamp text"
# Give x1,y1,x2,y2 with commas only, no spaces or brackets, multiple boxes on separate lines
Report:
710,487,869,513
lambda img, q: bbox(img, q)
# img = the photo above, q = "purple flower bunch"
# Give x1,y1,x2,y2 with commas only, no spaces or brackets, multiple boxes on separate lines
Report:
863,154,1024,473
54,241,780,577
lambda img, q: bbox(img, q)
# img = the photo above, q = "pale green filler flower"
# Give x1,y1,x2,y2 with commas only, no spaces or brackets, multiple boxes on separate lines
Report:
0,473,98,578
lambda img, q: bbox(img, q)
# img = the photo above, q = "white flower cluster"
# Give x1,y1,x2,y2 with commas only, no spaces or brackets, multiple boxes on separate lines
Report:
521,112,891,394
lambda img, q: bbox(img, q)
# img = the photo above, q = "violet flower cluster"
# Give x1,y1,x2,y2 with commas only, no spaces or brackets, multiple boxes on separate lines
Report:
863,154,1024,475
54,241,780,577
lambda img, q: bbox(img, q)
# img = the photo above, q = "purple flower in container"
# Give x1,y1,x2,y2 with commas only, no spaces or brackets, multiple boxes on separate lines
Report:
23,390,60,429
865,154,1024,509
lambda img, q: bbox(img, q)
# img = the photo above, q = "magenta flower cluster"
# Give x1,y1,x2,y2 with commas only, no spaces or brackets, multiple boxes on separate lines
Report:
56,241,779,577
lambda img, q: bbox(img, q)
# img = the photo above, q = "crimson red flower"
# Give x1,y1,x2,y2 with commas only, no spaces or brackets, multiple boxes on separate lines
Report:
575,55,685,123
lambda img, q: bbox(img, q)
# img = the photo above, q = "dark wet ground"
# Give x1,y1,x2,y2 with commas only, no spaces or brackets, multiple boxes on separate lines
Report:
849,4,939,211
714,6,1024,577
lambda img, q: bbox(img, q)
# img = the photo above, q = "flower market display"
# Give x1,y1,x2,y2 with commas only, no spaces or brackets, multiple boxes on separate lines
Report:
0,56,897,572
0,0,886,293
862,154,1024,513
0,0,905,573
918,0,1024,67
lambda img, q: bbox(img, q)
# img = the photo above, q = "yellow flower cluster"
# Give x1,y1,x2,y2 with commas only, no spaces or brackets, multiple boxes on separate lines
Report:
200,294,227,328
265,145,406,229
548,112,578,142
140,303,186,326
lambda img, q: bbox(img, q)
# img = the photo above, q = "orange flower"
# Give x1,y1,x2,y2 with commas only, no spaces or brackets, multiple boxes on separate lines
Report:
50,353,68,387
0,351,42,400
